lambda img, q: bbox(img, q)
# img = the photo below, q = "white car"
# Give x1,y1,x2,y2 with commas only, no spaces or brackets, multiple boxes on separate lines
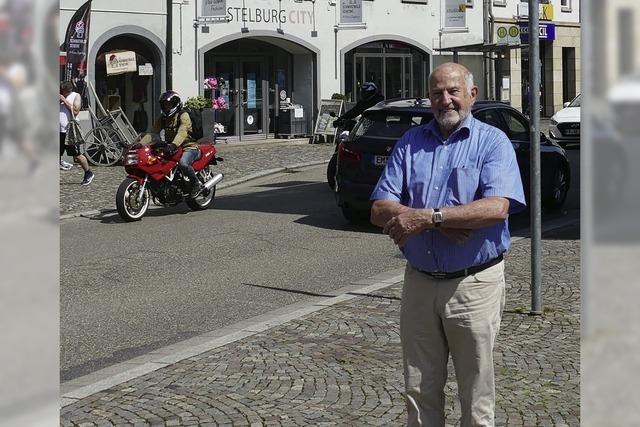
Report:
549,94,581,147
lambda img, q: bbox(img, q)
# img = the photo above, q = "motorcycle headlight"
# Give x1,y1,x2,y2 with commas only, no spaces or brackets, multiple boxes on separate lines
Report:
124,153,139,165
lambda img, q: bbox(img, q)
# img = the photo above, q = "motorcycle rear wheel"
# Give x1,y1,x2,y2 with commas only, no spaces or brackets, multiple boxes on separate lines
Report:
185,167,216,211
116,177,150,222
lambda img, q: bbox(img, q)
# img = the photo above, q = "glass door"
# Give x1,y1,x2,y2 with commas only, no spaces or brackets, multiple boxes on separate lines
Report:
240,60,264,136
385,56,408,98
211,59,237,137
362,56,383,101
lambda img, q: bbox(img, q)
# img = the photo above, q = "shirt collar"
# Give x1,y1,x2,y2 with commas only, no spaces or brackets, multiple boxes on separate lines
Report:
424,113,474,142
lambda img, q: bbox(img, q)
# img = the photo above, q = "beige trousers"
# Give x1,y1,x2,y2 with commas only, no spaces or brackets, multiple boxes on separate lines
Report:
401,261,505,427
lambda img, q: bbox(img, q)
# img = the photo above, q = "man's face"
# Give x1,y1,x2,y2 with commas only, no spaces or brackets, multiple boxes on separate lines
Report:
429,67,477,133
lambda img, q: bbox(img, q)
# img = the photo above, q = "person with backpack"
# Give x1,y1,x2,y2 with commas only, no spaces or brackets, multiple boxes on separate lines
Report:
139,90,204,197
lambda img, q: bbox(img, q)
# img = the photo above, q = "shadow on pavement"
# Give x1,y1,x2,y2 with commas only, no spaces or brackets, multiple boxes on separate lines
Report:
81,180,381,233
243,282,401,301
214,181,381,233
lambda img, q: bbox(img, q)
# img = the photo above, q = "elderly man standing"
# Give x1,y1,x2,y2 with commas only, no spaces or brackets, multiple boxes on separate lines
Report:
370,63,525,426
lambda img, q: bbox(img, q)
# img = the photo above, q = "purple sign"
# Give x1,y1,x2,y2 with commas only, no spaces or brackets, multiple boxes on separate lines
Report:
519,22,556,42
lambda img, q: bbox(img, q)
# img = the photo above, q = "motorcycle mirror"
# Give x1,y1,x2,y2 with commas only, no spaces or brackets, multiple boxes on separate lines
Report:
344,119,357,132
329,111,337,117
338,131,350,143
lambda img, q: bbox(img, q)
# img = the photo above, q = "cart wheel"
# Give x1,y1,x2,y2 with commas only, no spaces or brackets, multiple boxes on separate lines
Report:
82,126,125,166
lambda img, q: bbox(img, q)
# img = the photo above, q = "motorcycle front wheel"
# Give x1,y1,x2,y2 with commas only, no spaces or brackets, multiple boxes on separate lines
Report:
185,166,216,211
116,177,150,222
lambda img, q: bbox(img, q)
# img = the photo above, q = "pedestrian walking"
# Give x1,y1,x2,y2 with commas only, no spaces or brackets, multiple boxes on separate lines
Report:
60,80,94,184
370,63,526,426
0,54,39,174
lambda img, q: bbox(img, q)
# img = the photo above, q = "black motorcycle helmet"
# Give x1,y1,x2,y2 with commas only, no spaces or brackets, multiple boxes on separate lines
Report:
360,81,378,101
159,90,182,117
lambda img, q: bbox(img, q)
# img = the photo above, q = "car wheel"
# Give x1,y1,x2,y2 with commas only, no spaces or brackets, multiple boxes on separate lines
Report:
341,206,369,223
543,165,570,210
327,153,337,190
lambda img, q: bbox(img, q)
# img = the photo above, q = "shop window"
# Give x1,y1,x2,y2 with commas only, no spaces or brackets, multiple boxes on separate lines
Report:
401,0,427,4
561,0,572,12
493,0,507,7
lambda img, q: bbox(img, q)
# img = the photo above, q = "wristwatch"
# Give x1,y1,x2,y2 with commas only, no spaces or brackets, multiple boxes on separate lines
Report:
432,208,443,228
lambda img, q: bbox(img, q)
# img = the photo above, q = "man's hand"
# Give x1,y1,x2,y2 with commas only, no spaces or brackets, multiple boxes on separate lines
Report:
439,228,473,244
382,209,431,247
59,94,66,103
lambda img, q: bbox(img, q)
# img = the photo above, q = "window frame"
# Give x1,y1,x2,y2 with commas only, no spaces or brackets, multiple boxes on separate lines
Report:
498,108,531,143
561,0,572,12
473,107,509,135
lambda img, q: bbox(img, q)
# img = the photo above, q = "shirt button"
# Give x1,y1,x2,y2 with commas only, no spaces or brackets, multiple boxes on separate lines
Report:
440,166,444,169
427,250,431,254
434,186,439,190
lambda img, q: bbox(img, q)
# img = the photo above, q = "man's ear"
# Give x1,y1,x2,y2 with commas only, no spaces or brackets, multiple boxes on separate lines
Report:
470,85,479,99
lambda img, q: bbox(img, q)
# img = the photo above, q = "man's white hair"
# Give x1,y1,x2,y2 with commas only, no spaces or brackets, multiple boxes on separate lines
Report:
464,71,474,95
428,64,475,95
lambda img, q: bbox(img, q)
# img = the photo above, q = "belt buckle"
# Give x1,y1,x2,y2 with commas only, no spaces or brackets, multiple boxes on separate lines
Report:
429,272,448,279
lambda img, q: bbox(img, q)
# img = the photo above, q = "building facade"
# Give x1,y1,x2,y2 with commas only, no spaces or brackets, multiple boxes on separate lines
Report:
61,0,492,140
490,0,581,116
60,1,580,139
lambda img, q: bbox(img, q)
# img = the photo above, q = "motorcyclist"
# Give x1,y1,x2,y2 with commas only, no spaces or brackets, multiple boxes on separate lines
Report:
332,81,384,129
139,91,203,197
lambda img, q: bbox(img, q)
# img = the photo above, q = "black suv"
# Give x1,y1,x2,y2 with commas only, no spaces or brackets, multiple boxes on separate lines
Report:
333,98,571,222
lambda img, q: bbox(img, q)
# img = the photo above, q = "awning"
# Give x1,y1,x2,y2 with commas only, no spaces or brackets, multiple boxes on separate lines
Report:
435,42,528,53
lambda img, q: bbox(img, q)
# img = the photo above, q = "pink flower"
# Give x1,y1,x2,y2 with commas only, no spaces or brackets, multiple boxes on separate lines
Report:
204,77,219,90
212,97,227,110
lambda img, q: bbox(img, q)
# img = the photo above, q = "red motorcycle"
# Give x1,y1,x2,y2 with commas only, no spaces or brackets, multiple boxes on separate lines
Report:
116,142,224,222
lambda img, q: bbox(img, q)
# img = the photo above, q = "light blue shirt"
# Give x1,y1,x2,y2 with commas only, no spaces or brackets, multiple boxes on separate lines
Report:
370,114,526,273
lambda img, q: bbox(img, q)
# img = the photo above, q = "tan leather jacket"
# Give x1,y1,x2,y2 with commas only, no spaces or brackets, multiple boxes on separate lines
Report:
140,111,198,150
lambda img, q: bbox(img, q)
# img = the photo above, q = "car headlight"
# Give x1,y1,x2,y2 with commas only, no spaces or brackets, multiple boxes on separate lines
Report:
550,118,558,126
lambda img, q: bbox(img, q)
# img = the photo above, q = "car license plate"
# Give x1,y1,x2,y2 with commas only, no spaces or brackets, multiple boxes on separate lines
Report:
373,155,389,166
564,129,580,135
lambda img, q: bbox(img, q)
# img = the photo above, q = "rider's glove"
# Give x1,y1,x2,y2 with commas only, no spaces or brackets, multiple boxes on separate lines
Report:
165,143,178,155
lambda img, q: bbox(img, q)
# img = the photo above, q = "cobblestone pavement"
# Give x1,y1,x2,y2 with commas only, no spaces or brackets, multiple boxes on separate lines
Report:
60,139,335,216
60,231,580,426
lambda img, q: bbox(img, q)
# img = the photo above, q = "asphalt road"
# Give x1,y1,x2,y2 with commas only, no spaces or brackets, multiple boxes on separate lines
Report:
60,165,405,381
61,146,581,382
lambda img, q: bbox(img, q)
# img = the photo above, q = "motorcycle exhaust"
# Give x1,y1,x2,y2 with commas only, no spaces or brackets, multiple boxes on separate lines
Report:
203,173,224,191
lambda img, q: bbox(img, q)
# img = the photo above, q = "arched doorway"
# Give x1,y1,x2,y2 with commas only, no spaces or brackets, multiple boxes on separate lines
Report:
344,40,430,102
203,37,317,140
94,34,162,133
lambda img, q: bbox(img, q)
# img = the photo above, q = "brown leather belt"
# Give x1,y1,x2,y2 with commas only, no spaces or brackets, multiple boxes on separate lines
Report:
418,254,504,280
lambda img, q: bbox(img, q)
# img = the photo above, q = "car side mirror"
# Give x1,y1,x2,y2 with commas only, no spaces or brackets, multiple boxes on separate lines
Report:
563,102,570,108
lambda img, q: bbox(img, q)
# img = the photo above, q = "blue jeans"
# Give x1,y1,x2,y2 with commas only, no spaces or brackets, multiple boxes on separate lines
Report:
178,148,201,186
